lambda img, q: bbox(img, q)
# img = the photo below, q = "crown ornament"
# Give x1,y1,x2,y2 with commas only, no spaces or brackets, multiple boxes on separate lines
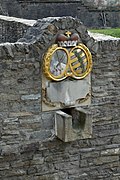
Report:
56,31,79,47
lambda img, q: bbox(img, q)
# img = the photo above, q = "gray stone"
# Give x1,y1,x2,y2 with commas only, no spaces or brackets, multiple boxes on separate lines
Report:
1,0,119,28
55,108,92,142
21,93,41,100
47,76,90,106
0,16,119,180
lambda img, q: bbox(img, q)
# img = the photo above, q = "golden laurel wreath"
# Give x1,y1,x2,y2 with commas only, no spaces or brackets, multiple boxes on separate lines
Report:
43,43,92,81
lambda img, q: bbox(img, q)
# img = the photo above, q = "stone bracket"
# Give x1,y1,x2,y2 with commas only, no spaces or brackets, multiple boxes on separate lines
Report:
55,107,92,142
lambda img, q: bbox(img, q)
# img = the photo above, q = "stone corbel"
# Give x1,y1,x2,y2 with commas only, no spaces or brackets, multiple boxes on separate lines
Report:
55,107,92,142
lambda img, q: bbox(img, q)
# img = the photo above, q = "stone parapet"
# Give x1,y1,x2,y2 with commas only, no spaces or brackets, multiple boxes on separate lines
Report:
0,15,36,43
0,0,120,27
0,17,120,179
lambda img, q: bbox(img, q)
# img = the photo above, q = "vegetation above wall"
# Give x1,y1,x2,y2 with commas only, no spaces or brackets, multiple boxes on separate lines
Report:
89,28,120,38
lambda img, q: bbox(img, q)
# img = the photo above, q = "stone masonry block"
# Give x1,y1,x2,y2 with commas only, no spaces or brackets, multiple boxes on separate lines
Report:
55,107,92,142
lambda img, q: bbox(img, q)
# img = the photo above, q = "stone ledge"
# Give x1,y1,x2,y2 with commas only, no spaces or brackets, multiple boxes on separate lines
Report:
0,15,36,26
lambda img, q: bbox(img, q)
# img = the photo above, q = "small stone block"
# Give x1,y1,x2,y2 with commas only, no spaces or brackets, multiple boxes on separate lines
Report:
55,111,72,142
55,108,92,142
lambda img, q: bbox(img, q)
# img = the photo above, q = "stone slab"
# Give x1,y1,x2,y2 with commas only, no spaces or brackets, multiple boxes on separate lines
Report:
47,75,90,106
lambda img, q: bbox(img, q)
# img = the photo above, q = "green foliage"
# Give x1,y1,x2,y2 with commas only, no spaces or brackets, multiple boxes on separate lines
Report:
89,28,120,38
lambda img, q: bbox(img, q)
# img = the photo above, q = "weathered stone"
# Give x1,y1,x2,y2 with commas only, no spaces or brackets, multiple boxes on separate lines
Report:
0,16,119,180
32,155,44,165
94,155,119,165
1,0,120,28
0,93,19,101
29,130,53,141
0,162,10,170
9,112,33,117
0,16,35,43
46,76,90,107
1,145,19,155
101,148,120,156
21,94,41,100
55,108,92,142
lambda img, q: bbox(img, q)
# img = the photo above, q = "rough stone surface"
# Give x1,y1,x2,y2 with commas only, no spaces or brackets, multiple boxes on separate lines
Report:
0,17,120,179
55,108,92,142
0,15,36,43
46,75,90,107
0,0,120,27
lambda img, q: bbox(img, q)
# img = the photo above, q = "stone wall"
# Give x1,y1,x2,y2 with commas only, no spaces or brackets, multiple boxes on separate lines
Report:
0,0,120,27
0,17,120,179
84,0,120,8
0,15,36,43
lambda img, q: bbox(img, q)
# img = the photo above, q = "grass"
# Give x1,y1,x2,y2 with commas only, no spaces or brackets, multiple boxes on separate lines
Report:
89,28,120,38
